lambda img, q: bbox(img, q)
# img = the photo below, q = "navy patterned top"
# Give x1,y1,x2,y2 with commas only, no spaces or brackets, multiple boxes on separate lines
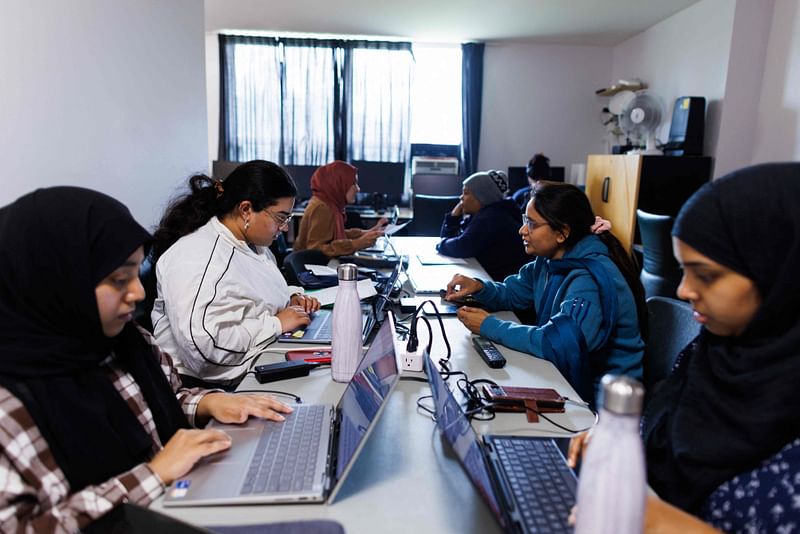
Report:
701,437,800,533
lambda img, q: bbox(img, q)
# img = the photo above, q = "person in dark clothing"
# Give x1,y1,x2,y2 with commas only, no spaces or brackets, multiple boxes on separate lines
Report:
436,170,529,281
512,153,551,211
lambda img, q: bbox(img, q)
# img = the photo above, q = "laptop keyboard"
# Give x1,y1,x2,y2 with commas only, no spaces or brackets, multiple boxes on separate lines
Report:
493,438,575,533
240,405,327,495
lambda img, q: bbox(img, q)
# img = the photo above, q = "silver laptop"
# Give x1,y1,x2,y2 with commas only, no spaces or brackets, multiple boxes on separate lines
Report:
163,318,400,506
425,356,577,533
279,260,402,344
278,307,371,344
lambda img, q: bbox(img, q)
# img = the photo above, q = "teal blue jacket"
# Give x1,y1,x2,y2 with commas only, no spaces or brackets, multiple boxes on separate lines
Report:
476,234,644,404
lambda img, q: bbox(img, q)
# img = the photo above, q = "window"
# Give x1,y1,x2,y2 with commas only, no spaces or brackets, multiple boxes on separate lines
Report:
410,44,462,146
219,35,413,165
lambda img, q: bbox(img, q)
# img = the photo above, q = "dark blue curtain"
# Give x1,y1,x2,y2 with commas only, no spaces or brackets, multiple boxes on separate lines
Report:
461,43,485,177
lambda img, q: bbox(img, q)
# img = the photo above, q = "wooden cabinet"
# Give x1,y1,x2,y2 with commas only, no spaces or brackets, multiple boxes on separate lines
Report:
585,155,712,252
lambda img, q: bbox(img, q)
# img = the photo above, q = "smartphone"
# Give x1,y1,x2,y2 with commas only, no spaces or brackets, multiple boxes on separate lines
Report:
438,289,483,308
482,384,566,412
285,347,332,364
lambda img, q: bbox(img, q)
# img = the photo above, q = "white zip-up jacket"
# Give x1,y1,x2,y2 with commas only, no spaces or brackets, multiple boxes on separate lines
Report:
151,217,302,384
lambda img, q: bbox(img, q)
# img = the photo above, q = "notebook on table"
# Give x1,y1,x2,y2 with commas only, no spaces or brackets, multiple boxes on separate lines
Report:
280,260,402,344
424,356,578,534
163,318,400,506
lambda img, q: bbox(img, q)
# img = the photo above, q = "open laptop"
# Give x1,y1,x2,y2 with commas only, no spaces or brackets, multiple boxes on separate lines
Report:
279,260,402,344
424,356,577,534
163,318,400,507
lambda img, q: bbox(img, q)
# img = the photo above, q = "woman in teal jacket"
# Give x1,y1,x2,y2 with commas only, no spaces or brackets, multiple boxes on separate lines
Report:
446,182,646,404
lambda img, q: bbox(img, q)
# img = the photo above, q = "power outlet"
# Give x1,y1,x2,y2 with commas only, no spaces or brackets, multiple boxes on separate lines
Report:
400,348,424,372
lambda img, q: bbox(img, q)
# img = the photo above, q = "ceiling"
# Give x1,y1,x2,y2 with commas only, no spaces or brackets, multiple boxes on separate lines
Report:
205,0,703,46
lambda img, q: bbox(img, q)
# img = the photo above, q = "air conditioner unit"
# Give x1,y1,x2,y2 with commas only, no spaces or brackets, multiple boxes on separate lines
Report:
411,157,459,175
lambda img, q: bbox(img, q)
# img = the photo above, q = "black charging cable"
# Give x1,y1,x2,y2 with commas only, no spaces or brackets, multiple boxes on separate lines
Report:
231,388,303,403
405,300,452,362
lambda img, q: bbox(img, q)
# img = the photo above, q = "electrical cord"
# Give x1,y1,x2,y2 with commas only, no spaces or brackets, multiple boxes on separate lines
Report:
230,388,303,403
419,363,598,433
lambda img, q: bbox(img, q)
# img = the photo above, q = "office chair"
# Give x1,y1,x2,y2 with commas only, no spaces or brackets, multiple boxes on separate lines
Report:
283,249,331,287
644,296,700,397
637,209,682,299
269,233,291,269
406,194,460,236
412,173,463,196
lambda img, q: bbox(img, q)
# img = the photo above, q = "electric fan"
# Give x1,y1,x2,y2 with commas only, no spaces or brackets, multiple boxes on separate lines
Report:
619,91,665,155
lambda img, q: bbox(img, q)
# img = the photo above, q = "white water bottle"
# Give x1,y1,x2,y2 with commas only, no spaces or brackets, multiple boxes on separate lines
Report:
331,263,363,382
575,375,646,534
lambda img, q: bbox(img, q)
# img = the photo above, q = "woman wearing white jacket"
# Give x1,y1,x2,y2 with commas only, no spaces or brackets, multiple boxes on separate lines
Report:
151,160,320,388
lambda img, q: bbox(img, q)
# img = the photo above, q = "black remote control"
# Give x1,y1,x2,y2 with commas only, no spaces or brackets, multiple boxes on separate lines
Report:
471,336,507,369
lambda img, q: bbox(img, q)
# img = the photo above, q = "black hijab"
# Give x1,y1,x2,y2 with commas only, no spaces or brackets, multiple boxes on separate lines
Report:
0,187,188,491
642,162,800,512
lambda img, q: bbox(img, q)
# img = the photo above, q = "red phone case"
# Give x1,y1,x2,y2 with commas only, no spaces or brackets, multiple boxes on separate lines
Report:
285,348,332,363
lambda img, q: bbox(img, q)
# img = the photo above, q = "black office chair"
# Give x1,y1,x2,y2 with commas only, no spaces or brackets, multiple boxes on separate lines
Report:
637,209,682,299
283,249,331,287
412,173,463,196
405,194,460,236
644,296,700,397
269,233,291,269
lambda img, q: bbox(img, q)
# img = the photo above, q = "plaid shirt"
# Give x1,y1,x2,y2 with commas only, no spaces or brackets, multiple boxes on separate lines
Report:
0,328,210,533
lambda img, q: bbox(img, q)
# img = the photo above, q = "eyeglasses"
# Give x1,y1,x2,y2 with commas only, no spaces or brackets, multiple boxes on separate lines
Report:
265,210,293,228
522,214,548,232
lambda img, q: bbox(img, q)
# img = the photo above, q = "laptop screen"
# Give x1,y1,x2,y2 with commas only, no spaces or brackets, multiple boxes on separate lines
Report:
425,357,505,524
334,319,399,480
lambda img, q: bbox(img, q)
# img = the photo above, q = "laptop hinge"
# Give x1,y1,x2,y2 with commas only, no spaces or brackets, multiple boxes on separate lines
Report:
322,407,340,494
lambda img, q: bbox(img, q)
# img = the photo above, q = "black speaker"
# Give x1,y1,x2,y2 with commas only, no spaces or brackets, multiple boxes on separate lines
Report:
664,97,705,156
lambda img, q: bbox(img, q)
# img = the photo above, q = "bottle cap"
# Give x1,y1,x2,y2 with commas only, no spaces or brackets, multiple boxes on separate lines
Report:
600,374,644,415
337,263,359,281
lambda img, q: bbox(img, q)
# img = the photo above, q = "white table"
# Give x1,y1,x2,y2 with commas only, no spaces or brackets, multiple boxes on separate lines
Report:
152,237,595,532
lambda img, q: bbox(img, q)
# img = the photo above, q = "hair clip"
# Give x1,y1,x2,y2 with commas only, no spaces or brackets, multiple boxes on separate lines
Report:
213,180,225,198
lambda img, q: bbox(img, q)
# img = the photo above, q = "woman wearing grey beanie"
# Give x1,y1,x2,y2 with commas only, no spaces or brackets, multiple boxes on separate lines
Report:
436,170,529,281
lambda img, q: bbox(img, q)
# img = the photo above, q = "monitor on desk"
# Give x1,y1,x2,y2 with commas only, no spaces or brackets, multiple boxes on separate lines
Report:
284,165,317,200
351,160,405,206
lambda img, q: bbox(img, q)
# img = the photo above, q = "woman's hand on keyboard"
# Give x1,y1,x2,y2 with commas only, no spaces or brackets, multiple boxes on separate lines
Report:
277,306,311,332
148,428,232,485
197,392,294,426
291,293,321,313
445,274,483,301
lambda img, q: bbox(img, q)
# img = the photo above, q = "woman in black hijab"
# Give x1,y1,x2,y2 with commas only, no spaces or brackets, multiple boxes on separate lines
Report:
641,162,800,532
0,187,292,532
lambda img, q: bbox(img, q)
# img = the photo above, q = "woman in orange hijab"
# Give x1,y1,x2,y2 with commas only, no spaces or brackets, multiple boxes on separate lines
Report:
294,161,386,256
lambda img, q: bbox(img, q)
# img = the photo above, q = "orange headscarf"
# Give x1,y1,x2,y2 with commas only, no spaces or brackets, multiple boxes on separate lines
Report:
310,161,357,240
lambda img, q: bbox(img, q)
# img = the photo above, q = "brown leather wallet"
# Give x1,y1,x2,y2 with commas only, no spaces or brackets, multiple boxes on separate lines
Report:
482,385,566,423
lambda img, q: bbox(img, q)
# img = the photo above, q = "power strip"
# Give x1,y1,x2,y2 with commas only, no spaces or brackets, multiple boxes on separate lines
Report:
400,348,425,372
254,361,320,383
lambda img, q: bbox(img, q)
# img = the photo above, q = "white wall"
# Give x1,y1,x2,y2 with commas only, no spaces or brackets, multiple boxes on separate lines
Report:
0,0,209,229
478,42,612,173
611,0,736,161
751,0,800,163
713,0,776,177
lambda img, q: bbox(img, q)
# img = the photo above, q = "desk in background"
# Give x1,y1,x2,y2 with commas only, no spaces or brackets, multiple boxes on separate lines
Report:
153,237,594,533
286,206,413,244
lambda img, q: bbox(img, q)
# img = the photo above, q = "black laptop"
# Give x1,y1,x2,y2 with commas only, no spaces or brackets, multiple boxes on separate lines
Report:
425,356,578,534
